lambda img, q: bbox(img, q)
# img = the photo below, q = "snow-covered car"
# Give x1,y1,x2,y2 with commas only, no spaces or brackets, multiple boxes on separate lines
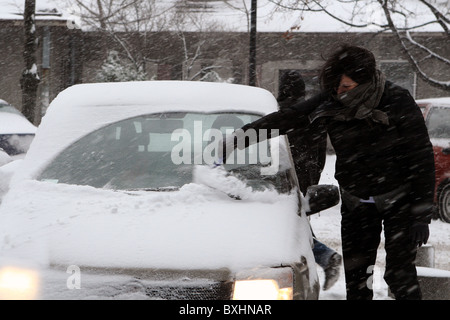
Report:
0,99,36,156
417,97,450,223
0,81,339,300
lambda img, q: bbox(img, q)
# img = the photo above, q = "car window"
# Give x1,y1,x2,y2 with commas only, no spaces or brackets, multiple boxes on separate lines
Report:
38,112,293,193
426,106,450,139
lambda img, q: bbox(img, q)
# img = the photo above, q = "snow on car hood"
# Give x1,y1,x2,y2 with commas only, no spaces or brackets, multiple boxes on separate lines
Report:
0,179,313,272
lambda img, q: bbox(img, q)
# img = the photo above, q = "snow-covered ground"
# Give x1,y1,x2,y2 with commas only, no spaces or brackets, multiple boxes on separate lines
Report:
312,154,450,300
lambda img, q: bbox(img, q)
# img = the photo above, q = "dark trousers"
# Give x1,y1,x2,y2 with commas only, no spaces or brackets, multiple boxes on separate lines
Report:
340,197,421,300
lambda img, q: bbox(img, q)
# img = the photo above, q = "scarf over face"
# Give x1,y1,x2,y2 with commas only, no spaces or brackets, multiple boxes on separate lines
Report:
308,70,389,125
332,70,388,125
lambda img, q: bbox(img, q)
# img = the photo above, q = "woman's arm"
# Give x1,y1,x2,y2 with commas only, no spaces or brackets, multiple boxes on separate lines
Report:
220,92,329,162
240,91,329,141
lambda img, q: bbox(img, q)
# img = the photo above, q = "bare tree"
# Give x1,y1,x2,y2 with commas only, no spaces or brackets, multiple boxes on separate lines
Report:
176,33,227,81
378,0,449,91
151,1,233,81
223,0,252,32
172,4,211,80
21,0,40,123
269,0,450,91
62,0,176,77
62,0,233,81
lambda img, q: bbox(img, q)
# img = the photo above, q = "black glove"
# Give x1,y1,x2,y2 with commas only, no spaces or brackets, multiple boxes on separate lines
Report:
410,222,429,247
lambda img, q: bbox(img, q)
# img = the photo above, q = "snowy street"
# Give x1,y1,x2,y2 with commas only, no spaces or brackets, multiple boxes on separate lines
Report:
312,154,450,300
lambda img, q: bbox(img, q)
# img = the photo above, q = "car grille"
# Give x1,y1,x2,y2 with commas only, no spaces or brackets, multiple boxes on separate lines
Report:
45,265,234,300
144,281,233,300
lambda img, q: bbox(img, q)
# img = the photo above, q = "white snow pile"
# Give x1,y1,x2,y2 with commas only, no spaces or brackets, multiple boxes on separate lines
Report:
193,165,253,200
192,164,289,201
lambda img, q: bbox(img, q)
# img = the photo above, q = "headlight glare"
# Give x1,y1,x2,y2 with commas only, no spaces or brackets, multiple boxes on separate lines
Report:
0,266,40,300
232,267,294,300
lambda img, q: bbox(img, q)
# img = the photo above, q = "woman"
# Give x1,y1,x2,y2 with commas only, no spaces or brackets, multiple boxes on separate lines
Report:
224,44,435,300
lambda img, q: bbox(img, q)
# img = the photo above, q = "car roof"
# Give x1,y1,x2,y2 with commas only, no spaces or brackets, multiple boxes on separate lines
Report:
0,102,37,134
51,81,278,115
417,97,450,120
416,97,450,107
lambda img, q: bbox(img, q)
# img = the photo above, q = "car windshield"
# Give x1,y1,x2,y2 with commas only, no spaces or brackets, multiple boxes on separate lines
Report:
38,112,293,193
427,107,450,139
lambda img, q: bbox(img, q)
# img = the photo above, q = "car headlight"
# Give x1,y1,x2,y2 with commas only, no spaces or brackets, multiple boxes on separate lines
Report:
232,267,293,300
0,266,40,300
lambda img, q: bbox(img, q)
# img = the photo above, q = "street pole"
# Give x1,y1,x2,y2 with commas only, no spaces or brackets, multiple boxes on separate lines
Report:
248,0,257,86
21,0,40,124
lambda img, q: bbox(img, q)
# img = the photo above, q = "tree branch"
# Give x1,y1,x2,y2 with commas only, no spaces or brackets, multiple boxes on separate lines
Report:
418,0,450,35
378,0,450,91
403,31,450,65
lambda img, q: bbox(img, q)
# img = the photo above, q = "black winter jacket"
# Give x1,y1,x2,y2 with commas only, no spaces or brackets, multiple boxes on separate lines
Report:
240,81,435,223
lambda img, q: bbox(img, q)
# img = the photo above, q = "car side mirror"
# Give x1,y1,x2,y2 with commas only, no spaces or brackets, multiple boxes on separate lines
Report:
305,184,340,215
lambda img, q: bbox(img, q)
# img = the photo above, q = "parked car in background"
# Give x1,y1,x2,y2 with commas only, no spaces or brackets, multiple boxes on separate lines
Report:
416,97,450,223
0,99,36,156
0,81,339,300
